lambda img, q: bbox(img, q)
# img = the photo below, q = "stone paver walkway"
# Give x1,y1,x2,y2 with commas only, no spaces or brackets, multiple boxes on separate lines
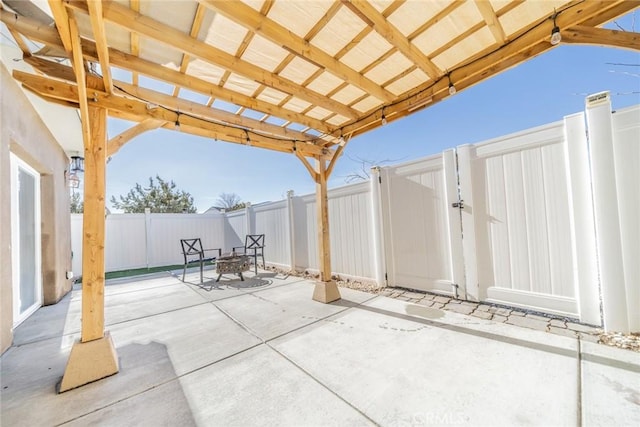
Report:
377,287,603,342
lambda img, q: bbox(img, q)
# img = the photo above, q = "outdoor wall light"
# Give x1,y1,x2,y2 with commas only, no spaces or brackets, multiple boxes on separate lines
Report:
381,109,388,126
70,155,84,173
68,172,80,189
175,116,181,131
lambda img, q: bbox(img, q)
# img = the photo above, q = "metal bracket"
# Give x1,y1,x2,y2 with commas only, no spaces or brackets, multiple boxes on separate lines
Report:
452,200,464,209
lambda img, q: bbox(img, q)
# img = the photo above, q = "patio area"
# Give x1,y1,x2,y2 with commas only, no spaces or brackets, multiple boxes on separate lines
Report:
2,267,638,426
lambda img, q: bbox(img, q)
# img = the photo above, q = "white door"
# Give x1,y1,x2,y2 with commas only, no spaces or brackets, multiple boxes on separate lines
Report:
10,153,42,327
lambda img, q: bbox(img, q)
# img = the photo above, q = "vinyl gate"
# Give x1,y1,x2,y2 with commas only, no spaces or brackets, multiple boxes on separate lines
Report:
380,121,586,319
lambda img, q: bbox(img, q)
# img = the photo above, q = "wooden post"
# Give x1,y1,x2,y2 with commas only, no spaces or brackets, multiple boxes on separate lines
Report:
312,156,341,303
81,105,107,341
59,105,118,392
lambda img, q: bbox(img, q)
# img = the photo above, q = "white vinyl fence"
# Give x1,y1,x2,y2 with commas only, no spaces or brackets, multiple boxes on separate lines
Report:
71,94,638,332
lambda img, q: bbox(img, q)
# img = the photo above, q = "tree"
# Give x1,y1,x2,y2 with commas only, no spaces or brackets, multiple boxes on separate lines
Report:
216,192,246,211
343,154,404,183
70,191,83,213
110,175,197,213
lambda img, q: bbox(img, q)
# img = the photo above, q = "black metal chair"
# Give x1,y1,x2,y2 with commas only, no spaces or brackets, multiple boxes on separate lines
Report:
233,234,265,274
180,238,221,283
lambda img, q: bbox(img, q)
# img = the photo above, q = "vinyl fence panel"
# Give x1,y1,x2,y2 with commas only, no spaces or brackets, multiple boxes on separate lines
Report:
612,105,640,331
254,200,290,268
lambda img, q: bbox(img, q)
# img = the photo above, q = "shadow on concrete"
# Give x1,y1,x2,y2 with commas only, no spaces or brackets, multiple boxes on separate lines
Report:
1,340,196,426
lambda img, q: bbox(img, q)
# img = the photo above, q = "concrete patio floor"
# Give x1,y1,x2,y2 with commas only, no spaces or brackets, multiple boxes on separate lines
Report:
2,268,639,426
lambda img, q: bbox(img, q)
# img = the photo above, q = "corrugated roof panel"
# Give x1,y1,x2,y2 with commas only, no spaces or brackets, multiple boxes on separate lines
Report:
351,95,384,113
412,1,484,56
341,31,394,73
500,1,567,36
256,87,290,105
432,26,495,71
186,59,225,86
278,56,320,85
387,0,449,37
75,13,131,55
268,0,333,38
326,114,350,126
223,73,262,96
142,0,197,34
240,0,265,12
306,71,344,96
283,97,312,113
331,85,367,105
364,51,414,86
139,38,184,68
241,34,290,72
306,106,333,120
385,69,429,96
311,6,367,57
202,12,248,56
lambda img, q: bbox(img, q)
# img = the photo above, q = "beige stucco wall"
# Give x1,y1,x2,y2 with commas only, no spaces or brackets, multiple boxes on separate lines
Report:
1,63,73,354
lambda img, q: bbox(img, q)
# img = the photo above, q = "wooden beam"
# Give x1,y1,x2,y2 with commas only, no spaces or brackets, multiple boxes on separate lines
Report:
107,118,164,156
475,1,507,44
130,0,140,85
340,0,636,138
312,155,340,303
0,9,334,134
47,0,73,52
295,151,319,182
7,27,32,54
201,0,396,103
341,0,442,80
172,2,206,97
23,55,105,90
562,26,640,51
81,104,108,342
68,0,360,119
115,82,324,143
86,0,113,92
67,9,92,149
22,55,324,143
14,70,327,157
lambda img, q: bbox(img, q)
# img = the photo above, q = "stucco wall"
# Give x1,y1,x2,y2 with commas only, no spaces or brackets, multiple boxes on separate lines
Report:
0,63,73,354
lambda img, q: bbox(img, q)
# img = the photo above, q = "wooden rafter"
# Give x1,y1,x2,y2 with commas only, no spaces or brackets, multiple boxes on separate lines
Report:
202,0,396,103
86,0,112,93
474,0,507,44
341,0,442,80
341,0,638,138
14,70,328,157
67,0,360,120
130,0,139,85
0,9,335,134
47,0,73,51
562,26,640,51
115,82,326,143
172,2,206,97
67,9,92,147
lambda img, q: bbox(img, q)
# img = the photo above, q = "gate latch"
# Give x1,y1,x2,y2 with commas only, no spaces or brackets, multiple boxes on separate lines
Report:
452,200,464,209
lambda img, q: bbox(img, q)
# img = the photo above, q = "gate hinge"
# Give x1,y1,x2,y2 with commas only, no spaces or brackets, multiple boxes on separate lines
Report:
452,200,464,209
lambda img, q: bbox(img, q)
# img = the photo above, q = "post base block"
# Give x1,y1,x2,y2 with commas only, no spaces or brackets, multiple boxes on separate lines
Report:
58,331,119,393
312,280,341,303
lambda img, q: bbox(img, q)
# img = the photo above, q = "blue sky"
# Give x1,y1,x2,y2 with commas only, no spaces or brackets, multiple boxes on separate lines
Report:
105,12,639,212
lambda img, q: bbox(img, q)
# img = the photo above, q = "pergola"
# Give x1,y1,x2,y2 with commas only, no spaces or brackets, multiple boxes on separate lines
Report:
2,0,638,391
